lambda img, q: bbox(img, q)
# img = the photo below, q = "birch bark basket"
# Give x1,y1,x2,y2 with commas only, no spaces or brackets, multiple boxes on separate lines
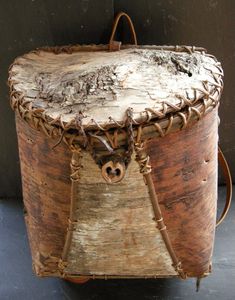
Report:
9,43,223,279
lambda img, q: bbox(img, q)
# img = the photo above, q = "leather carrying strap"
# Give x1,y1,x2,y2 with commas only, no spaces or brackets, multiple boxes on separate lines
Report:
216,147,232,227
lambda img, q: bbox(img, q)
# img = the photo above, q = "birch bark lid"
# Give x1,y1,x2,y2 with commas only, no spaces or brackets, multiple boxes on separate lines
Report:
9,45,223,130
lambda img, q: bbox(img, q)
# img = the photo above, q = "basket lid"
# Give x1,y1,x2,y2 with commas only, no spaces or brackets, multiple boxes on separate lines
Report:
9,12,223,134
9,45,223,130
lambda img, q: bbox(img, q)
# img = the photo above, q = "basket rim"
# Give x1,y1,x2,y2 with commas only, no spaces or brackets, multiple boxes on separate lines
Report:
9,44,223,149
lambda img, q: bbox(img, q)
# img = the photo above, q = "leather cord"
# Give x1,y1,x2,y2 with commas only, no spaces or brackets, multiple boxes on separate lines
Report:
216,147,232,227
134,142,187,279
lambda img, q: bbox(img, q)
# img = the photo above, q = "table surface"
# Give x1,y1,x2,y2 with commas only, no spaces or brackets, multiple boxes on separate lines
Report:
0,186,234,300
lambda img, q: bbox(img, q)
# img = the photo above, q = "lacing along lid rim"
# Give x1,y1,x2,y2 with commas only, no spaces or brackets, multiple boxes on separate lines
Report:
9,43,223,133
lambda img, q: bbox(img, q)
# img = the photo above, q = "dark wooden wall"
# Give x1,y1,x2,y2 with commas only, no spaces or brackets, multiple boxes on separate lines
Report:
0,0,234,198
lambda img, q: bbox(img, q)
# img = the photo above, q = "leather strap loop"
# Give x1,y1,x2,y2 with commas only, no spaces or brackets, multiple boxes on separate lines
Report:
109,12,137,50
216,146,232,227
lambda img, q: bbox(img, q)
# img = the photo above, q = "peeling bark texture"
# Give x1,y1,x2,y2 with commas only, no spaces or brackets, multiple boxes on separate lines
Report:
11,48,219,127
64,152,176,277
146,108,218,277
16,116,71,276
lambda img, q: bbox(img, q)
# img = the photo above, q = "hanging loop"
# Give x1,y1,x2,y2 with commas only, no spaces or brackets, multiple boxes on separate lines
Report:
109,12,138,51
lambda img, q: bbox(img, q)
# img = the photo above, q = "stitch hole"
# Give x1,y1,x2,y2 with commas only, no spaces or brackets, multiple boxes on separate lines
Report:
27,138,34,144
